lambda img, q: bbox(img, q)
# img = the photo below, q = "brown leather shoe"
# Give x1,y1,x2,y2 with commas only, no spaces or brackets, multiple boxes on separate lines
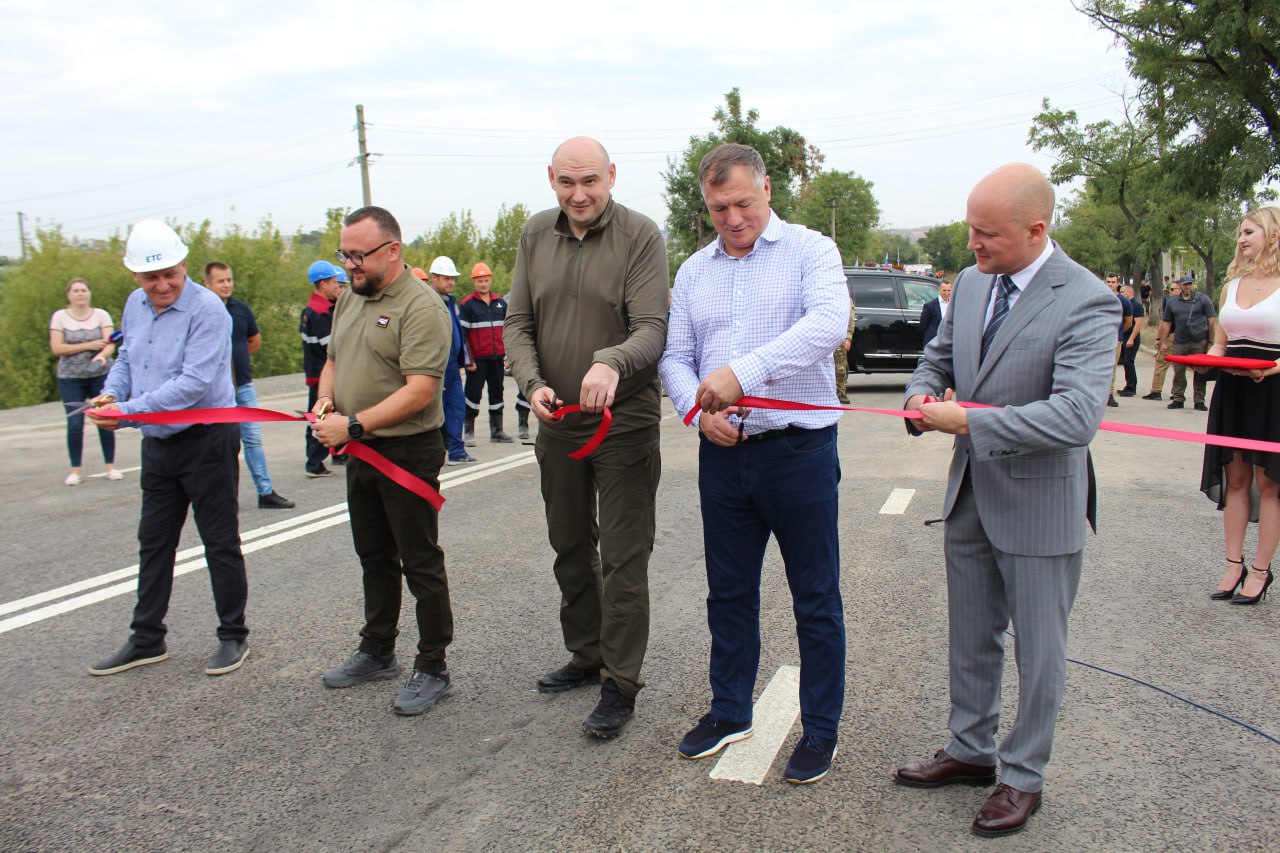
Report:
894,748,997,788
971,783,1041,837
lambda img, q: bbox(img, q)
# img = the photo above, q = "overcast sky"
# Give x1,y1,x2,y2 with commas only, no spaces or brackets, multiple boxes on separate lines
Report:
1,0,1135,256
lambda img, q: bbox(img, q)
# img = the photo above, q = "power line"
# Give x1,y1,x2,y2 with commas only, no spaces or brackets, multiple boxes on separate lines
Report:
0,129,349,207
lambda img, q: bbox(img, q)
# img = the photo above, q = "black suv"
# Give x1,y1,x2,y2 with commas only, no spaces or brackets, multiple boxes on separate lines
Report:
845,267,940,373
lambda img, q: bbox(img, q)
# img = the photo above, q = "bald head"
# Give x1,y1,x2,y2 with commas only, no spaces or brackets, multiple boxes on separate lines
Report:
549,136,616,239
965,163,1054,275
552,136,610,171
972,163,1054,225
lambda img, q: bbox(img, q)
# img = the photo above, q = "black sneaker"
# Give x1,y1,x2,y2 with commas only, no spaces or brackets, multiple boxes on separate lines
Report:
519,424,530,441
1168,401,1185,409
1195,402,1208,411
1142,392,1162,400
678,713,754,759
582,680,634,739
1117,389,1136,397
304,466,332,478
258,491,296,509
323,650,399,688
537,662,601,693
330,455,348,466
393,669,454,715
1107,396,1119,407
784,734,838,784
89,640,168,676
206,639,249,675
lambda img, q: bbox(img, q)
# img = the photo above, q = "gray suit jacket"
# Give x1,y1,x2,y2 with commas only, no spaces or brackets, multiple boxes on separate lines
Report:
906,244,1118,556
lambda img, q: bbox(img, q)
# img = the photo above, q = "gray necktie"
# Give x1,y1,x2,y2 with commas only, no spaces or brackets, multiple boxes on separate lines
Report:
981,275,1015,361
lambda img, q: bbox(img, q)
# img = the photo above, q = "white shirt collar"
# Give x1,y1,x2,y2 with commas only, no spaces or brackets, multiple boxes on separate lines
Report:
1005,239,1055,292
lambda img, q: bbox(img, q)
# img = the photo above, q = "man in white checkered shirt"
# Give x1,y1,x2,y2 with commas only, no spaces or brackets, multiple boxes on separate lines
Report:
659,142,851,785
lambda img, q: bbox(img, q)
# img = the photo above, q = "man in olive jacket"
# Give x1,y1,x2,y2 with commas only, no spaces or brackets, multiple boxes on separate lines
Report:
504,136,669,740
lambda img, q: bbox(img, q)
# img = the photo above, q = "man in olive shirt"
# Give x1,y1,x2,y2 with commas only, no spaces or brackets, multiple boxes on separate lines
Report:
310,206,457,716
504,136,669,739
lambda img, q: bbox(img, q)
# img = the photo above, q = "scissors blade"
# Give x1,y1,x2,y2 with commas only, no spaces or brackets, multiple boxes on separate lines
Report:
66,401,96,417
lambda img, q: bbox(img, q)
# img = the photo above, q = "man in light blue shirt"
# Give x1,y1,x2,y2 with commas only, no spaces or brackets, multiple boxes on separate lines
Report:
660,143,850,784
87,220,250,679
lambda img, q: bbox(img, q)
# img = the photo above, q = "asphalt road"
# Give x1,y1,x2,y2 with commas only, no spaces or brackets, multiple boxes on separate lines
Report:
1,364,1277,852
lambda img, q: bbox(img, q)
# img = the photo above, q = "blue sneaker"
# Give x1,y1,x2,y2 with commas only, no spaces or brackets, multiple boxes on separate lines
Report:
784,734,838,784
445,453,477,466
677,714,753,759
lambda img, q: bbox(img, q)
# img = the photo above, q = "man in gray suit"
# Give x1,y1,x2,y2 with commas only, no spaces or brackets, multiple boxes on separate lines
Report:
893,164,1118,838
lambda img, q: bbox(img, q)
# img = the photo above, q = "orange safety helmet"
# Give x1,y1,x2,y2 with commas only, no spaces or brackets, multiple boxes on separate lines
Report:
471,262,493,279
411,267,428,280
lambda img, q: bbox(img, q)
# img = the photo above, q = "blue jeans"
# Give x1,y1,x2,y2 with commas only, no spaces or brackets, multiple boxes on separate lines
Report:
440,368,467,460
698,425,845,740
235,382,272,496
58,375,115,468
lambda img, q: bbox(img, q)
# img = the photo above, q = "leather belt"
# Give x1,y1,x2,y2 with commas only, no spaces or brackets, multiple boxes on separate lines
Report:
742,425,810,442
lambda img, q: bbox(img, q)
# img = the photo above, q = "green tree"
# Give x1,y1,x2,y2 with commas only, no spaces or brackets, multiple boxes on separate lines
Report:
1049,189,1129,277
408,211,483,298
663,88,823,264
0,219,317,407
870,231,921,266
477,203,531,293
791,170,880,264
919,221,971,274
1077,0,1280,198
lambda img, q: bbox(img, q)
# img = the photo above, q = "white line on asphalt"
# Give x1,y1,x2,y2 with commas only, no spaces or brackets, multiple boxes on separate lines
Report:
0,451,537,635
709,665,801,785
878,488,915,515
87,466,142,479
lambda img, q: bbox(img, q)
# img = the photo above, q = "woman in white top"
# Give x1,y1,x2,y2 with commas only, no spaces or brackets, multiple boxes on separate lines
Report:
49,277,119,485
1201,206,1280,604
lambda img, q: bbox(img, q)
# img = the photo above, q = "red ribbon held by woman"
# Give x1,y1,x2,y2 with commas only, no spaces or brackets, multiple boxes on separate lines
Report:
682,396,1280,455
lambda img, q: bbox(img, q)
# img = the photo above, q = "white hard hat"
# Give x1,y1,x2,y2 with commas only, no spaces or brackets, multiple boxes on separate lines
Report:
428,256,460,277
123,220,189,273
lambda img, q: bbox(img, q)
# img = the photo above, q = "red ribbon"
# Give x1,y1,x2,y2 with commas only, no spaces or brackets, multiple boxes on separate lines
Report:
682,396,1280,455
548,405,613,459
94,406,446,509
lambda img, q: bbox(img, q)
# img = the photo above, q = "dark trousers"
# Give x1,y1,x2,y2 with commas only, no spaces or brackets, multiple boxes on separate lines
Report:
535,425,660,698
305,385,329,472
1171,339,1210,403
346,430,453,673
58,375,115,467
1119,339,1140,391
440,368,466,459
465,357,506,414
132,423,247,647
698,425,845,740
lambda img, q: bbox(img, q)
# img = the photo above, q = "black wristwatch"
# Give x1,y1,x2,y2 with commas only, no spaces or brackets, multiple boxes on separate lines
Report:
347,414,365,439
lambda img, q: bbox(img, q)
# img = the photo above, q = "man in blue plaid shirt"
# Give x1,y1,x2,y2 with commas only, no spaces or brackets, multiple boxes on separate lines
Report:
659,143,851,784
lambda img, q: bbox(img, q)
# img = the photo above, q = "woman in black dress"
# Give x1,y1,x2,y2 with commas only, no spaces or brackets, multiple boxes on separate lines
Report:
1202,206,1280,604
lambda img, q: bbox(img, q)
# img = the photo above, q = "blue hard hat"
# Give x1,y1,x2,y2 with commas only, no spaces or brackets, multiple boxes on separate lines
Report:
335,267,348,283
308,260,340,284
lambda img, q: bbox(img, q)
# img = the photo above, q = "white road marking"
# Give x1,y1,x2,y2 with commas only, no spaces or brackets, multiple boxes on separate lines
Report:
0,451,537,635
87,466,142,479
709,665,801,785
878,488,915,515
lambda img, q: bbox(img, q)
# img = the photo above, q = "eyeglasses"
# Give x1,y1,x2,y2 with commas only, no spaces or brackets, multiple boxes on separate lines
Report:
336,240,394,267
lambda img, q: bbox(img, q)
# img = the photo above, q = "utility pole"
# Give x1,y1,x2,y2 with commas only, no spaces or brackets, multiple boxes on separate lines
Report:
17,211,27,262
829,198,837,243
355,104,372,207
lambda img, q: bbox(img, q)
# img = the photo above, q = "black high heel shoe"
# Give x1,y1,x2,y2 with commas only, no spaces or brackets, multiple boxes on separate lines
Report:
1211,557,1247,600
1231,565,1274,605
